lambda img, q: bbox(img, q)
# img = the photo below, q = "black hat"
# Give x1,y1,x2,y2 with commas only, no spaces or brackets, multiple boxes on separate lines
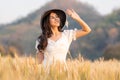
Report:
41,9,66,29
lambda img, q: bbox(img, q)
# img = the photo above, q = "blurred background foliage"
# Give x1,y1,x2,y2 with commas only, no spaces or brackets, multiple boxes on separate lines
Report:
0,0,120,60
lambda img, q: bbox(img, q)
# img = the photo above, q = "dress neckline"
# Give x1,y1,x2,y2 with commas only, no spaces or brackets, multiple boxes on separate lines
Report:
48,32,63,43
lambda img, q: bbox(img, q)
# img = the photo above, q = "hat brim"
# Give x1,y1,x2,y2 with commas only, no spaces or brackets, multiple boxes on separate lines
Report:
41,9,66,29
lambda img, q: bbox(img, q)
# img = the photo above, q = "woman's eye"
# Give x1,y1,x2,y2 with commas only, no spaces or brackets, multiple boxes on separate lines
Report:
50,16,59,19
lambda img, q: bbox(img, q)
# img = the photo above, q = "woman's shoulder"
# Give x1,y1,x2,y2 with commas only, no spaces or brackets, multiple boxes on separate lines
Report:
63,29,72,34
63,28,77,41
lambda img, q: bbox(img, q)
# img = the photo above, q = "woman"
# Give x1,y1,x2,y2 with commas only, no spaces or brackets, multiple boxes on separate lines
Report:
35,9,91,67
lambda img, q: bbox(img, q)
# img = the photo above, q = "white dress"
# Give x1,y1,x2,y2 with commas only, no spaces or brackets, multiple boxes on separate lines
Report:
35,29,77,67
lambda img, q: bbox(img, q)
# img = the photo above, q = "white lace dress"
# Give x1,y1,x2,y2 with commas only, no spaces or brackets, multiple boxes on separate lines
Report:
35,29,77,67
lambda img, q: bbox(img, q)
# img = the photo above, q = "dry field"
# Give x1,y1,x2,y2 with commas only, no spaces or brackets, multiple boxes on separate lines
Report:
0,55,120,80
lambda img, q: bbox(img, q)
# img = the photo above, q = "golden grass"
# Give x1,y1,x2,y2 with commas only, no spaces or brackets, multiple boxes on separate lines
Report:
0,55,120,80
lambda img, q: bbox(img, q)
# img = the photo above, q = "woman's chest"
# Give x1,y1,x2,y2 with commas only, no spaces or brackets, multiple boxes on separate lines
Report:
46,36,69,53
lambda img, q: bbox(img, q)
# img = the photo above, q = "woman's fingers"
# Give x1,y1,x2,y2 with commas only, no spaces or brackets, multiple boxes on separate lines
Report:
71,9,75,13
66,9,76,17
66,9,73,16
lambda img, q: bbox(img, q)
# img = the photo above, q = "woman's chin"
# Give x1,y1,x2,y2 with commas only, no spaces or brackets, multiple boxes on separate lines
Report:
55,24,60,27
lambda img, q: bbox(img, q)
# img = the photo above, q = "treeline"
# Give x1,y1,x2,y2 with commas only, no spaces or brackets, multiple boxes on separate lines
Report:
0,0,120,60
0,44,20,57
86,9,120,60
0,0,101,57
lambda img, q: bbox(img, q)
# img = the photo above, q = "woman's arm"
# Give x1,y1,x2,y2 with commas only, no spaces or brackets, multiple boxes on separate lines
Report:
66,9,91,39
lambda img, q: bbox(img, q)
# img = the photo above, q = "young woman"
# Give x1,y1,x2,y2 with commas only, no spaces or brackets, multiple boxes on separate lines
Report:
35,9,91,67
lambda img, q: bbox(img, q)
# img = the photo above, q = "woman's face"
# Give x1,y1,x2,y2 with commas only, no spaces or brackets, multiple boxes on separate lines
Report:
49,12,60,28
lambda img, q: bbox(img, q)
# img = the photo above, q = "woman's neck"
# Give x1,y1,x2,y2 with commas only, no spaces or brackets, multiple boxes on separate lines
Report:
51,27,60,36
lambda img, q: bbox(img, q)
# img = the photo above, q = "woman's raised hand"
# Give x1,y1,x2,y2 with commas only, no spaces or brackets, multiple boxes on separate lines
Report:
66,9,80,21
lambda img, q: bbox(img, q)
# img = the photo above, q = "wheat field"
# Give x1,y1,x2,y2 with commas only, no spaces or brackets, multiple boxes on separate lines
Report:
0,55,120,80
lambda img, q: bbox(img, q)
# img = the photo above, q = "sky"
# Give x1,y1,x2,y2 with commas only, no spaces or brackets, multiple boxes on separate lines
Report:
0,0,120,24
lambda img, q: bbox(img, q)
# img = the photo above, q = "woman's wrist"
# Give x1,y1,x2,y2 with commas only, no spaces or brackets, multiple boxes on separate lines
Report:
74,17,83,23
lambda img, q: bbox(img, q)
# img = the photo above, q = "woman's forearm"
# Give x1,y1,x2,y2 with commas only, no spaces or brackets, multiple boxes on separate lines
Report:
66,9,91,38
76,17,91,32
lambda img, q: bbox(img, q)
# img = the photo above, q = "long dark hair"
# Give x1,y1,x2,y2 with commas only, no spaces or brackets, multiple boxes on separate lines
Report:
37,11,63,53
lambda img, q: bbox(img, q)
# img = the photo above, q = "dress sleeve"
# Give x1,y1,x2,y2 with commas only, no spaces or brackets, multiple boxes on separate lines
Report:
63,28,77,44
